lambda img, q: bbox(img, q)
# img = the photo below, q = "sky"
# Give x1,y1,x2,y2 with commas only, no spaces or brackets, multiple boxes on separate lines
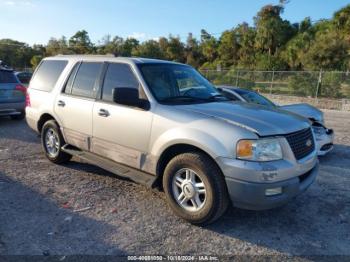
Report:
0,0,349,45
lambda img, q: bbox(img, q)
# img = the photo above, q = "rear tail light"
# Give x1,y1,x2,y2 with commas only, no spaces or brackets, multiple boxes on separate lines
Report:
25,91,31,107
15,84,27,95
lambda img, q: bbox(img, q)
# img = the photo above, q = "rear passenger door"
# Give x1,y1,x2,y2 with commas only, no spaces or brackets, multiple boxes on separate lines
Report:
54,61,103,151
92,62,153,169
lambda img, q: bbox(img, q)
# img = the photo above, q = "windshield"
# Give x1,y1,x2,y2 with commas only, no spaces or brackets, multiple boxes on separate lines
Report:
235,89,276,107
138,63,227,104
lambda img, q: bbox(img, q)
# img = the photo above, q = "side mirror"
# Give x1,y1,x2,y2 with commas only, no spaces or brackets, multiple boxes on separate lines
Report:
112,88,150,110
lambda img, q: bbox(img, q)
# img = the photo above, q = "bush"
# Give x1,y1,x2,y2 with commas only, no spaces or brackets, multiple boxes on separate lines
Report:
319,72,343,98
288,74,318,97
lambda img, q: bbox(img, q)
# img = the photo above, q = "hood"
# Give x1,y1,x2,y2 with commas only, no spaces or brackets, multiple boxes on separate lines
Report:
176,101,310,136
279,103,324,123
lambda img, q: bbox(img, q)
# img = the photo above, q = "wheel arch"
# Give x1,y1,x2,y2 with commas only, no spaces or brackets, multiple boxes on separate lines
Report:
37,113,57,133
154,143,223,189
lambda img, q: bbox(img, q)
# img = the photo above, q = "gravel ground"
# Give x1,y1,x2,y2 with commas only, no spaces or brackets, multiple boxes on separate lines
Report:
0,110,349,258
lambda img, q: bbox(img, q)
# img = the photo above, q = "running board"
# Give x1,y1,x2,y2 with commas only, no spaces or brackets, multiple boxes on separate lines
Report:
61,145,156,187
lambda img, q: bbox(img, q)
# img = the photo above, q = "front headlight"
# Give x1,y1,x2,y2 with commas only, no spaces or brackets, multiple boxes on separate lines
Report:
312,126,326,136
236,138,282,161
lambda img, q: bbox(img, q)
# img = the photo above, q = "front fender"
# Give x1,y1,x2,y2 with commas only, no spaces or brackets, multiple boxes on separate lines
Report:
150,127,231,160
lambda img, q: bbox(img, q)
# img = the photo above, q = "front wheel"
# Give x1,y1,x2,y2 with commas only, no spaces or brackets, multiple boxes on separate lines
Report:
41,120,72,164
163,152,229,225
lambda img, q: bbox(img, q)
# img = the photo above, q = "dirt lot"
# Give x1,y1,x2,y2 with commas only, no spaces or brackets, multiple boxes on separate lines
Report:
0,110,349,258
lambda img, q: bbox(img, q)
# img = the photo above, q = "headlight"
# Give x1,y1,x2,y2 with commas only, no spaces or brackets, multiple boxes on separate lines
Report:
237,138,282,161
312,126,326,136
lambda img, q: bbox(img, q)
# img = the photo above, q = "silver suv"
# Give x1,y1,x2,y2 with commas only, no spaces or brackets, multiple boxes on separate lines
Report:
26,56,319,224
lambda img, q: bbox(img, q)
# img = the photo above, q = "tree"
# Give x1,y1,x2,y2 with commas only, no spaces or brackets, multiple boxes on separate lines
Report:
218,30,240,68
299,17,312,33
158,37,169,59
235,23,256,69
97,35,124,55
131,40,164,59
30,55,43,69
282,30,313,69
185,33,202,67
166,36,185,62
0,39,35,68
2,2,350,74
46,36,71,56
254,4,296,56
69,30,94,54
200,30,218,64
303,30,349,70
333,4,350,32
121,38,139,56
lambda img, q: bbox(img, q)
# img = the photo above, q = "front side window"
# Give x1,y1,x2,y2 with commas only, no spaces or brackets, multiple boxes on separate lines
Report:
102,63,139,102
71,62,103,98
30,60,68,92
138,63,227,104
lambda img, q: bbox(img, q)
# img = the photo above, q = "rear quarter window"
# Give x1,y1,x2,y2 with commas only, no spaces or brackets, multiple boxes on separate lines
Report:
30,60,68,92
0,70,18,83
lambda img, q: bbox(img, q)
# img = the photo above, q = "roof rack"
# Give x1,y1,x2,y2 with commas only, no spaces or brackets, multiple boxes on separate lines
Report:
55,54,116,57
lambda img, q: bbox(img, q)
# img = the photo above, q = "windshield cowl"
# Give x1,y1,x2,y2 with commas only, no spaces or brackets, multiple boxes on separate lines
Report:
159,94,231,105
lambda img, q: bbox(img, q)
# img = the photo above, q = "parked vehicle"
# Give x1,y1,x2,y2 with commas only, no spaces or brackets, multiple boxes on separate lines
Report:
26,56,319,224
15,71,33,85
219,86,334,156
0,64,27,120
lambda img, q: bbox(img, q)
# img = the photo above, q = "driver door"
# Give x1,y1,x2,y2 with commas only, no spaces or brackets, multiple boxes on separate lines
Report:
92,62,153,169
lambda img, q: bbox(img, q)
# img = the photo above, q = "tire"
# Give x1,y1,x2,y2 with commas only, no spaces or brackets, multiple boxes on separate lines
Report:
10,110,25,120
41,120,72,164
163,152,229,225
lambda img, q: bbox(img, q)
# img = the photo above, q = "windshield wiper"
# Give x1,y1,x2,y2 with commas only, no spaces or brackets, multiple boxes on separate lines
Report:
206,94,230,101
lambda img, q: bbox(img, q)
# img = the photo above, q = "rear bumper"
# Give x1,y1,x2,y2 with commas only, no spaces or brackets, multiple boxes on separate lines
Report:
0,102,25,116
225,163,319,210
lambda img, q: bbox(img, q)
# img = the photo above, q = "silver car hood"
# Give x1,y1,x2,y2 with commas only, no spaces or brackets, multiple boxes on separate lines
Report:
177,102,310,136
279,103,323,123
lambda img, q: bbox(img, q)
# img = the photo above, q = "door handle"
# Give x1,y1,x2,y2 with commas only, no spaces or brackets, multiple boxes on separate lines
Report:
57,100,65,107
98,109,110,117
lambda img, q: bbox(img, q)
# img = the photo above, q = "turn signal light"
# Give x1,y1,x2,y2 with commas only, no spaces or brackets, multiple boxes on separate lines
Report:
237,140,253,159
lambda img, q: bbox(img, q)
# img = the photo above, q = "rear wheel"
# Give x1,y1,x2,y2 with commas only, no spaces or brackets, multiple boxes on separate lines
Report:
163,152,229,225
41,120,72,164
10,110,25,120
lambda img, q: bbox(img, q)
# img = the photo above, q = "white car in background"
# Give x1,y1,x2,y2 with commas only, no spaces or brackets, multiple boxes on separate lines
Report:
219,86,334,156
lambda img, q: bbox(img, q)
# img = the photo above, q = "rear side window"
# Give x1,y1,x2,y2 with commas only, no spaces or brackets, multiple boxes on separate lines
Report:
102,63,139,102
30,60,68,92
71,62,103,98
0,70,18,83
63,63,80,94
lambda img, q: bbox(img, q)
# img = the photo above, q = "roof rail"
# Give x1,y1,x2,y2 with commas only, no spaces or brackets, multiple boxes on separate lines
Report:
55,54,116,57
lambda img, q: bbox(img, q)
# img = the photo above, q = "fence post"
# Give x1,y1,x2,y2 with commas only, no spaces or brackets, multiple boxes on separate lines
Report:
204,70,209,80
235,70,239,86
315,69,322,100
270,70,275,94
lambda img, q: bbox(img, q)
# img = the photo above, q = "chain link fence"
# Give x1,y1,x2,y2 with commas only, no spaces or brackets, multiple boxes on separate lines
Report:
200,69,350,111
